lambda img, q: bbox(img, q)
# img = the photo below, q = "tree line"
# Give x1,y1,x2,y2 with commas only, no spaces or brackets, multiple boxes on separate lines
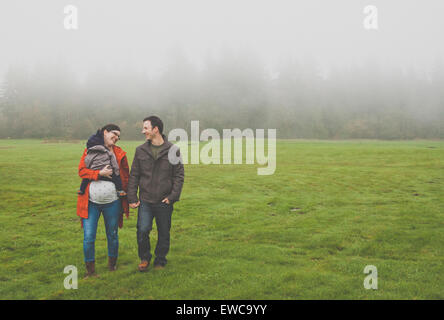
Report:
0,52,443,140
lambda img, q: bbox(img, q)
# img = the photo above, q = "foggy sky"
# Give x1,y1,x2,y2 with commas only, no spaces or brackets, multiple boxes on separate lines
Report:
0,0,443,81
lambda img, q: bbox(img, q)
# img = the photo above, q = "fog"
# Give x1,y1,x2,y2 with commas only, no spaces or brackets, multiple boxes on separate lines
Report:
0,0,443,139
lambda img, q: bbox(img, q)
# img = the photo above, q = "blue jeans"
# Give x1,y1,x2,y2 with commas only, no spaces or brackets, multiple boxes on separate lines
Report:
82,199,121,262
137,201,173,266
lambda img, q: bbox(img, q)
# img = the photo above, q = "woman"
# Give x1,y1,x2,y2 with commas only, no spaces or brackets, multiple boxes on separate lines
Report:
76,124,130,277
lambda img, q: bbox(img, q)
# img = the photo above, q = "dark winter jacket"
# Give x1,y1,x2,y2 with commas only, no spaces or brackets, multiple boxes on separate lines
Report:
127,135,184,204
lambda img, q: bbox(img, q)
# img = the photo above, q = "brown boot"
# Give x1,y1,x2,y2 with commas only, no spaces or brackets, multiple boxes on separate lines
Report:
108,257,117,271
85,261,96,278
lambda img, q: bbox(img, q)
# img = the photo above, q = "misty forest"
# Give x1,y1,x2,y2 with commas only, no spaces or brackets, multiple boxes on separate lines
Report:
1,51,443,140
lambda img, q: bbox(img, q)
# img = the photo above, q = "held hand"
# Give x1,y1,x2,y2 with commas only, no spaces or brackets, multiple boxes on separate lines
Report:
129,201,140,209
99,165,113,179
161,198,170,204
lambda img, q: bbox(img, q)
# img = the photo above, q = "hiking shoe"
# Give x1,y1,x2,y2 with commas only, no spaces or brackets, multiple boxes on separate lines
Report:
108,256,117,271
138,260,150,272
84,261,97,278
153,264,165,271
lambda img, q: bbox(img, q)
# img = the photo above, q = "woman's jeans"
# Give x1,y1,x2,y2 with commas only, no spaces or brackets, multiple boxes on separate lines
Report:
82,199,121,262
137,201,173,266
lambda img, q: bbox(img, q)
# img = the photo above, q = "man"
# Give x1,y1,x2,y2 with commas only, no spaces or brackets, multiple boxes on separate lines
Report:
127,116,185,271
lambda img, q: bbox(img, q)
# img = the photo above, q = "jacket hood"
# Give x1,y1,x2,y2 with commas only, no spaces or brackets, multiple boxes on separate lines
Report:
87,145,108,153
86,130,104,149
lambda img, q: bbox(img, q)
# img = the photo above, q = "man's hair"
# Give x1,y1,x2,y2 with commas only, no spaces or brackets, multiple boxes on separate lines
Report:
143,116,163,134
101,124,121,133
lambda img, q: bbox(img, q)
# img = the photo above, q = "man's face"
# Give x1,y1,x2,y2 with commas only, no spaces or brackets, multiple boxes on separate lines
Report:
142,120,157,140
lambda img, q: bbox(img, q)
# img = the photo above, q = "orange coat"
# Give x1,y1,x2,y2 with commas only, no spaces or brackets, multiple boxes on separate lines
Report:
76,145,130,228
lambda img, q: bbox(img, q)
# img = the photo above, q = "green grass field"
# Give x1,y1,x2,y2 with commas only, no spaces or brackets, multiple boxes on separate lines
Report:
0,139,443,299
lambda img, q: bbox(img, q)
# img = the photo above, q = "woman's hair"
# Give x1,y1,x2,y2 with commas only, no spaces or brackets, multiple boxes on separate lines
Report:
100,124,121,133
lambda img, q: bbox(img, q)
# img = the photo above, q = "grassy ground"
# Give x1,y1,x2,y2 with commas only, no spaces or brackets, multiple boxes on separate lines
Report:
0,139,443,299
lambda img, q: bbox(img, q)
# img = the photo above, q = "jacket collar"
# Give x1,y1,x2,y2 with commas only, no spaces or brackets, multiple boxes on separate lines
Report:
112,145,127,163
142,134,172,159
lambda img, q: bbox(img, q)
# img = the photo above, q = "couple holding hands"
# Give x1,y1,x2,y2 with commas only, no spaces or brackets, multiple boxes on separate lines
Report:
76,116,185,277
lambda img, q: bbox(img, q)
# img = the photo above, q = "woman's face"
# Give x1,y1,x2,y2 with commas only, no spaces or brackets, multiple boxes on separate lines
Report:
103,129,121,148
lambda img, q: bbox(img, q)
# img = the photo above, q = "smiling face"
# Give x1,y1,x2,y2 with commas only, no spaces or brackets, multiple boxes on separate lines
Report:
103,129,120,148
142,120,158,141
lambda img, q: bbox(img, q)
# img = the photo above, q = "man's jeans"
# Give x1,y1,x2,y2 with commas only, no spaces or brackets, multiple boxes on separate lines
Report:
137,201,173,266
82,199,121,262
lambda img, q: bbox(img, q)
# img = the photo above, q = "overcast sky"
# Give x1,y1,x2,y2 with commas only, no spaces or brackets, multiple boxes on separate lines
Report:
0,0,443,80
